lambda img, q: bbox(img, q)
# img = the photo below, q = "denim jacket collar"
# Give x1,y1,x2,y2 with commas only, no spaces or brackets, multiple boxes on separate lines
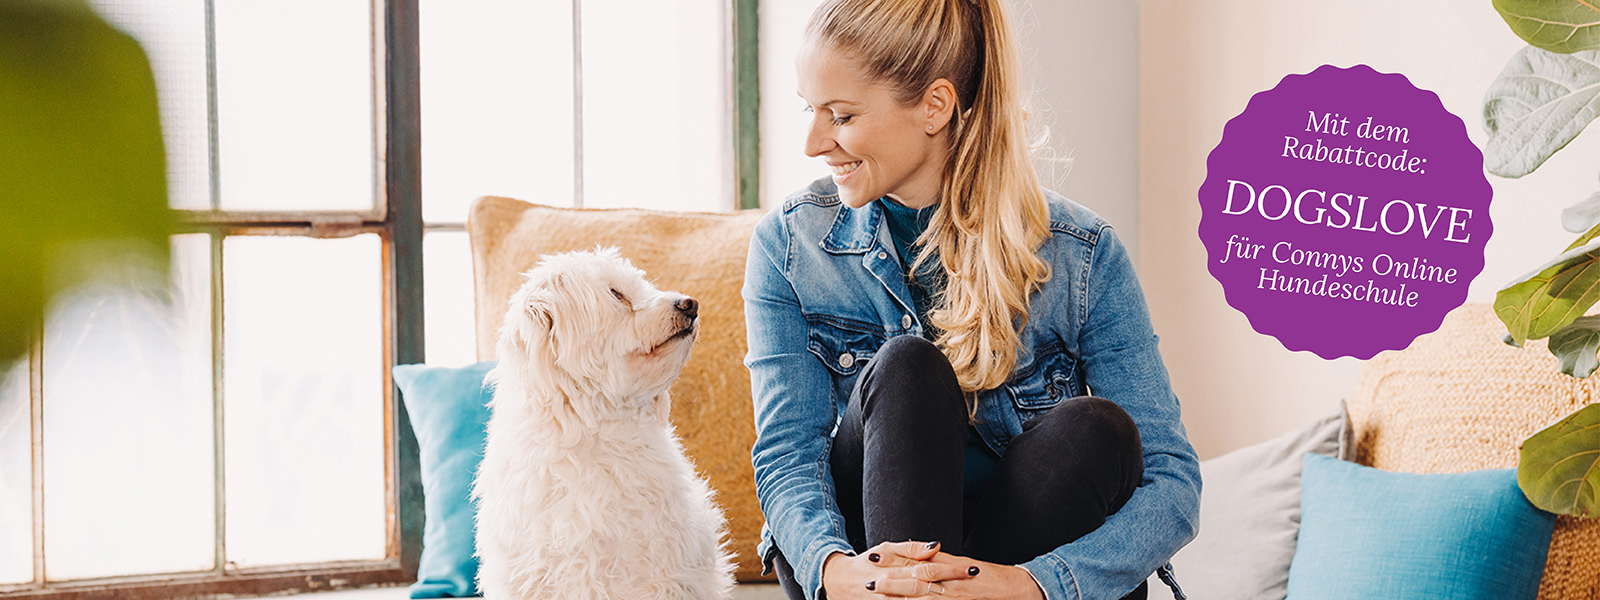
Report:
821,200,920,323
820,199,884,255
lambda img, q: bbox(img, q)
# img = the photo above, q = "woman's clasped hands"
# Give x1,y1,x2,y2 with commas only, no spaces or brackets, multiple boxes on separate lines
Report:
820,541,1046,600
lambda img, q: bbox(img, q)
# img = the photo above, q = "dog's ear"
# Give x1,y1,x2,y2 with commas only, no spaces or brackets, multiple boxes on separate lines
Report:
497,286,557,366
519,292,558,358
525,294,554,332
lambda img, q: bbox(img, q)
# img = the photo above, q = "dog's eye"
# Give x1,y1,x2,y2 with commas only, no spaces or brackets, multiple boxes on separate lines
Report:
610,288,629,304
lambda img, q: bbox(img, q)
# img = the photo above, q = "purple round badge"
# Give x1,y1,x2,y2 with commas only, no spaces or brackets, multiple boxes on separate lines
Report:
1198,64,1492,360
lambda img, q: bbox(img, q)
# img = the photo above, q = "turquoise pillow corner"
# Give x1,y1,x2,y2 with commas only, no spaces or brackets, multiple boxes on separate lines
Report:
394,361,496,599
1287,453,1557,600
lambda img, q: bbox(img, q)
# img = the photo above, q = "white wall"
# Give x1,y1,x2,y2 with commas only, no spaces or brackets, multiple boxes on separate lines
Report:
1141,0,1600,458
759,0,828,206
1012,0,1141,255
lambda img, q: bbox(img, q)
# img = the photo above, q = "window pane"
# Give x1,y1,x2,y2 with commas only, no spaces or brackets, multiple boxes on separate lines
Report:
222,235,385,567
91,0,210,210
0,360,31,585
214,2,375,212
759,0,828,208
424,232,477,366
581,0,731,212
421,0,574,222
41,235,215,580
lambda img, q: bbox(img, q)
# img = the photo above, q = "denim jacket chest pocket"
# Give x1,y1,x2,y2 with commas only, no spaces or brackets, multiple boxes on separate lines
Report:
804,314,887,411
1004,346,1084,429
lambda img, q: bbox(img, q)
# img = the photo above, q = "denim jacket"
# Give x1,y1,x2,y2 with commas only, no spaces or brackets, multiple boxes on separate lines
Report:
743,177,1201,600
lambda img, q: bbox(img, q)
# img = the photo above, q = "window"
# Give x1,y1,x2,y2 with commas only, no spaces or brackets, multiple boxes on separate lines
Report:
1,0,421,594
0,0,758,596
418,0,744,365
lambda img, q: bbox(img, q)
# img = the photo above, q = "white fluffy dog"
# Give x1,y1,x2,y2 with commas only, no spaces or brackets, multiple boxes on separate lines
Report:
473,248,734,600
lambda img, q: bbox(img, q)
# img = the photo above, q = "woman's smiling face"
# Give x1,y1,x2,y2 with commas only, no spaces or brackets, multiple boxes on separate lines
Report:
796,41,950,209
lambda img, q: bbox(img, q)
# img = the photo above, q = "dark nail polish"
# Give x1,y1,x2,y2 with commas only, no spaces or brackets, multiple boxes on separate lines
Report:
925,541,939,550
865,581,876,591
868,553,880,563
968,566,980,576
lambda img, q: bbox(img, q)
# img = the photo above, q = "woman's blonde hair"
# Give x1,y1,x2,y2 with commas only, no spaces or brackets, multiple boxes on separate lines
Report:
805,0,1053,394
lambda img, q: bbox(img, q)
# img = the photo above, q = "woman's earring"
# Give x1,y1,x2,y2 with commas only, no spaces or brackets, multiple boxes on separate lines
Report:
927,124,934,131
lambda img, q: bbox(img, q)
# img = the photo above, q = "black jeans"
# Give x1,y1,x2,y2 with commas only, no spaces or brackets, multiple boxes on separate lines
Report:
772,335,1148,600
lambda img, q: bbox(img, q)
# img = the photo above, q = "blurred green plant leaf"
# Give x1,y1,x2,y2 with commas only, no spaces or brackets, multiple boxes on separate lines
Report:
1493,0,1600,53
1519,403,1600,517
1483,46,1600,178
0,0,173,362
1548,315,1600,376
1496,238,1600,345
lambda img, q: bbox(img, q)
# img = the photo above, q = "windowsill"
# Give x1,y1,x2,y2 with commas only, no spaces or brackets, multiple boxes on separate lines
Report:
270,583,787,600
271,587,410,600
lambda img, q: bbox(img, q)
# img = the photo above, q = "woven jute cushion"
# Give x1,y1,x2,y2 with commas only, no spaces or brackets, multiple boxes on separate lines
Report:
1352,303,1600,599
468,196,770,581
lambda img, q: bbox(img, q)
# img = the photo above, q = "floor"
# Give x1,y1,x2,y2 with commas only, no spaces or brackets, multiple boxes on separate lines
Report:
292,582,788,599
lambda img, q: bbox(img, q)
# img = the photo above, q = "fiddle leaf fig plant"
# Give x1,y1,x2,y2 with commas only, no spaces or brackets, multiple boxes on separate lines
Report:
0,0,173,362
1518,403,1600,517
1482,47,1600,179
1546,314,1600,376
1496,234,1600,349
1485,0,1600,520
1484,18,1600,375
1492,0,1600,54
1560,182,1600,232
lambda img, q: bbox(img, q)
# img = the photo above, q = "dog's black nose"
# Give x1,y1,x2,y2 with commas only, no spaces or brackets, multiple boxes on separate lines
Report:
676,297,699,319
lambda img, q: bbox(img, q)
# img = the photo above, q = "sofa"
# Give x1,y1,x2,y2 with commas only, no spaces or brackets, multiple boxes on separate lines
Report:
466,195,1599,595
1349,303,1599,599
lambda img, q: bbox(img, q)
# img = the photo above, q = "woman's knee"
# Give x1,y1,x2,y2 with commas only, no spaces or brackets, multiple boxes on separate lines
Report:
1058,396,1140,449
867,334,946,375
1032,396,1143,489
854,335,963,418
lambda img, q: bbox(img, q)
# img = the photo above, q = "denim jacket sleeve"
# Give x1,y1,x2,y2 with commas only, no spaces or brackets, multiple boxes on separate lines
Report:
1018,224,1202,600
742,209,854,600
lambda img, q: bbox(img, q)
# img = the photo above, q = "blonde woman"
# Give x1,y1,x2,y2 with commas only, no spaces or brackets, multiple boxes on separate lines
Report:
743,1,1200,598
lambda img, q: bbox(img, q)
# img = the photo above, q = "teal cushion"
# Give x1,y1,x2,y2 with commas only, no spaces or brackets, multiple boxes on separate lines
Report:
1287,453,1556,600
393,362,496,598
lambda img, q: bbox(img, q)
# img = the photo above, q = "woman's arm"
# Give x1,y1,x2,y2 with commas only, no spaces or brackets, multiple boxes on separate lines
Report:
743,209,855,600
1020,224,1202,600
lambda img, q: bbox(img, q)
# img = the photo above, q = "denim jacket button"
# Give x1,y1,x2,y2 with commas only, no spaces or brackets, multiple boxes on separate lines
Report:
838,353,856,369
901,314,913,329
877,251,889,260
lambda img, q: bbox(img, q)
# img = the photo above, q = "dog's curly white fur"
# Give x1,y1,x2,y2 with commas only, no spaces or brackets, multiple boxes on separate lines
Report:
473,247,734,600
